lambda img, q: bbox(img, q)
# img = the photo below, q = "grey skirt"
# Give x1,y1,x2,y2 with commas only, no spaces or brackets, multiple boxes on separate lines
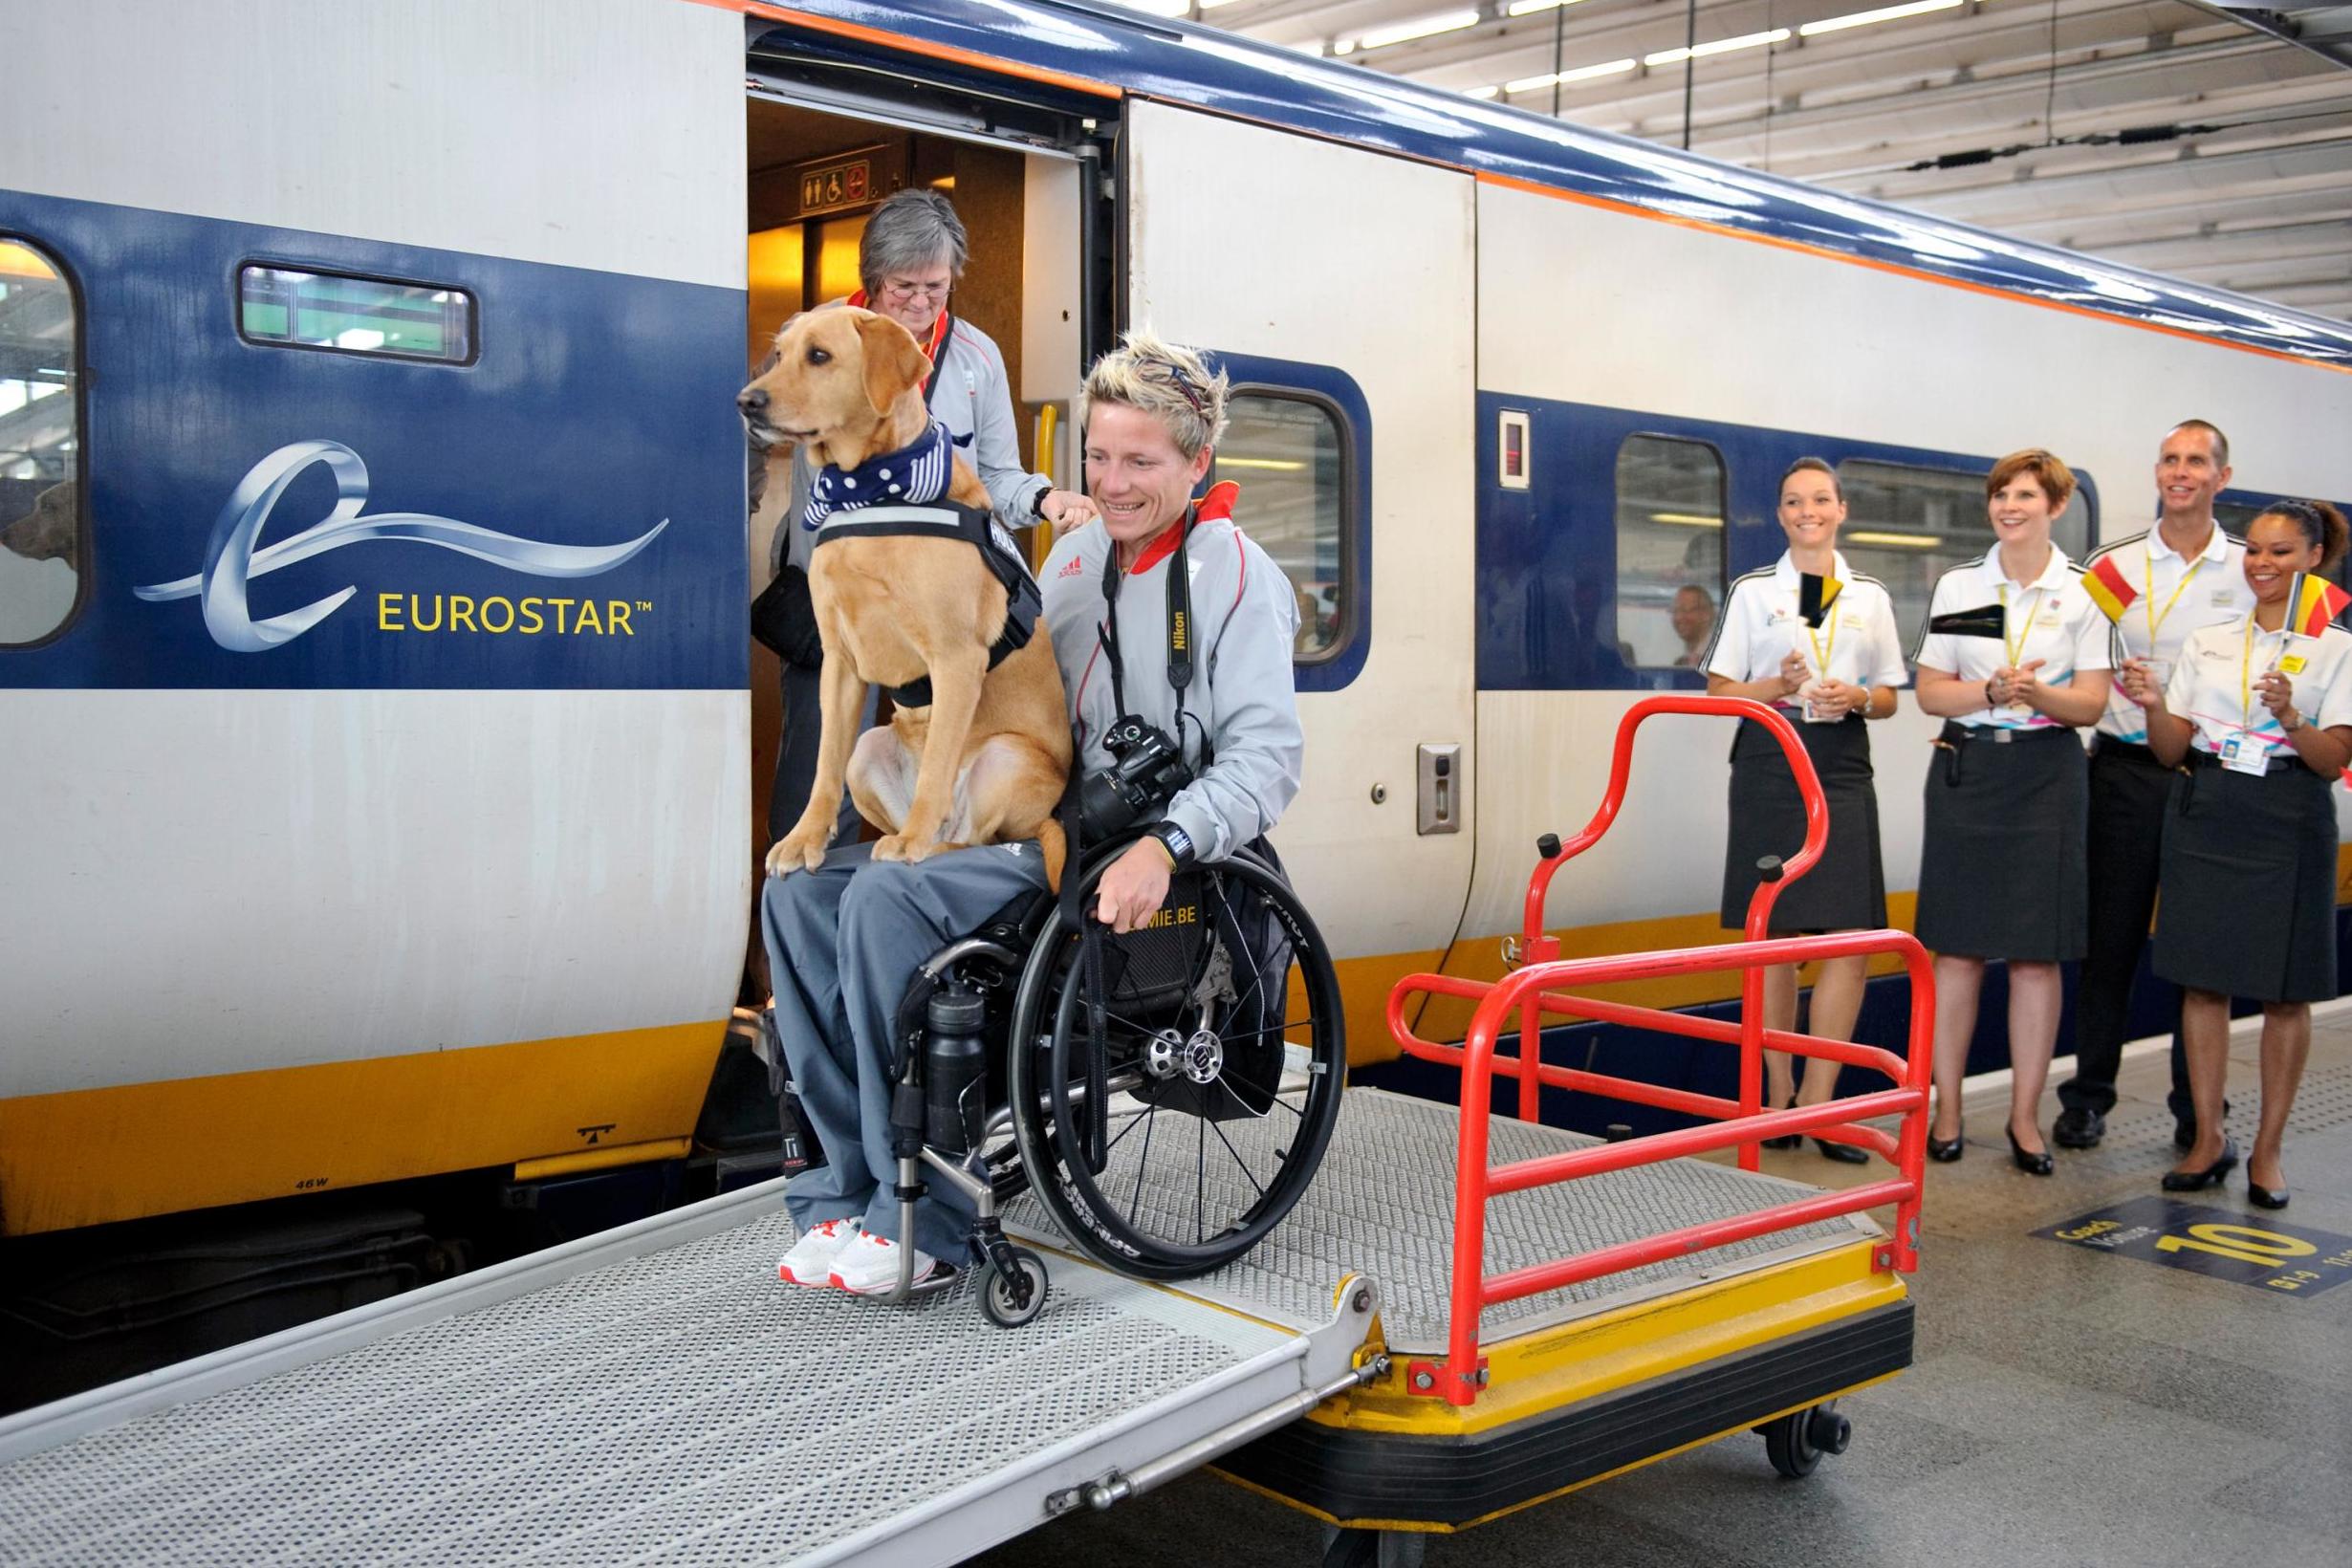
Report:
1721,714,1886,934
2153,756,2339,1003
1914,724,2088,962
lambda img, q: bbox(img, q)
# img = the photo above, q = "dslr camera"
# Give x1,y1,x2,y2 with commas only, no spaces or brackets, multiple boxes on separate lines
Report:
1077,717,1193,840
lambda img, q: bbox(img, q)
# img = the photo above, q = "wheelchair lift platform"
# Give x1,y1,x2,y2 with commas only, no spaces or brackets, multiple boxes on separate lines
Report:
0,1088,1906,1566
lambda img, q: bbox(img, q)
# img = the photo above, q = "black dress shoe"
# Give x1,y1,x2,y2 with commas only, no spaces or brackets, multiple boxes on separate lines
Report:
2007,1126,2055,1176
2161,1137,2240,1192
1814,1137,1869,1165
1761,1134,1802,1150
2052,1107,2105,1149
1927,1124,1964,1163
2248,1181,2290,1210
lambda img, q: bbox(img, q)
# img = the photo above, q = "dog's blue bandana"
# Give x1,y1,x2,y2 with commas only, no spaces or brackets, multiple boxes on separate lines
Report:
803,419,956,531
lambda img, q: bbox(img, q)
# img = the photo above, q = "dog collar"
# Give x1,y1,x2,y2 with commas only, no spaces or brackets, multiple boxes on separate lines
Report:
803,419,956,531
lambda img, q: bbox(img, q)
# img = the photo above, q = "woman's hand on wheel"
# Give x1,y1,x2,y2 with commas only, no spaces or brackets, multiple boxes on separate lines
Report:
1094,838,1174,934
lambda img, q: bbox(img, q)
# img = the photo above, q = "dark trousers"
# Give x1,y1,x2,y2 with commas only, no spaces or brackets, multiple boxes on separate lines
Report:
2061,743,2193,1120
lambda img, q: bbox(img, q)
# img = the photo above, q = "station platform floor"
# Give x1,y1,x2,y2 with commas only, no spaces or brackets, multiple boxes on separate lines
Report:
972,1004,2352,1568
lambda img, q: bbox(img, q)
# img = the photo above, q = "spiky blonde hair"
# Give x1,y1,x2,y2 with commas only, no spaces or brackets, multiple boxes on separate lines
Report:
1077,327,1229,457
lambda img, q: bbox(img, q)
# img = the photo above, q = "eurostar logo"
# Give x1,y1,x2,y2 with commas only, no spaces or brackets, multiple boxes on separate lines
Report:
135,439,667,652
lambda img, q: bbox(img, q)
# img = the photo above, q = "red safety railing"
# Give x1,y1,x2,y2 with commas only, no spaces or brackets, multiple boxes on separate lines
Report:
1385,696,1932,1405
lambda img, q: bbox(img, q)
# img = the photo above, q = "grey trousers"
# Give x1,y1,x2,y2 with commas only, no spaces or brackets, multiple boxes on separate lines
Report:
770,661,876,845
760,840,1051,1260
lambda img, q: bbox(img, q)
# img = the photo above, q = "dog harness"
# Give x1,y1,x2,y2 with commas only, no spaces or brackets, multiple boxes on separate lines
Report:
812,498,1043,708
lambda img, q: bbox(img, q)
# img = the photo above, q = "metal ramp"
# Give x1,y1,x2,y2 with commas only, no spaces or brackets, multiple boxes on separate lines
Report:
0,1090,1875,1566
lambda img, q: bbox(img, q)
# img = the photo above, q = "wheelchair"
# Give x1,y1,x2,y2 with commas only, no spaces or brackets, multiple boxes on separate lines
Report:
863,830,1347,1327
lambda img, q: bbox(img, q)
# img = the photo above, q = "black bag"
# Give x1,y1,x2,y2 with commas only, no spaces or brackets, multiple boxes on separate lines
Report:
751,563,825,669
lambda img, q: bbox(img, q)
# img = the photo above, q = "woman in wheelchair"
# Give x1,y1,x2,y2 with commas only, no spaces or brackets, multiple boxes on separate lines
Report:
764,331,1343,1308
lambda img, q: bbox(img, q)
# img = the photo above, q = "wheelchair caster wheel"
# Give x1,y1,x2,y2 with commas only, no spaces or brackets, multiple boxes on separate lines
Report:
1758,1401,1848,1478
979,1247,1049,1329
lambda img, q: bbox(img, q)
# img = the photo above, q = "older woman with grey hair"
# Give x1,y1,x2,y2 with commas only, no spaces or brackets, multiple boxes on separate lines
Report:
752,188,1093,844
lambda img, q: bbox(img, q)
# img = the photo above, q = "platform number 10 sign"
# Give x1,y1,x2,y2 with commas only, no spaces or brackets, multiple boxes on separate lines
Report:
2036,1197,2352,1298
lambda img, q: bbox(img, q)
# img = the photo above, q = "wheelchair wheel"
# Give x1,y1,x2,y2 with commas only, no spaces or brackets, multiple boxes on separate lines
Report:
1006,845,1346,1280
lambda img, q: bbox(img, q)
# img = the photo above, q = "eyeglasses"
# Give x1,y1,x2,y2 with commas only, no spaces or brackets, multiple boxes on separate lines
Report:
880,277,951,303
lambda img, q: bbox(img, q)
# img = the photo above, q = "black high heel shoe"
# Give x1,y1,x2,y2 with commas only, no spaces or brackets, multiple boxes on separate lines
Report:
2248,1181,2290,1210
2161,1136,2239,1192
2007,1126,2054,1176
1927,1122,1964,1163
1814,1137,1868,1165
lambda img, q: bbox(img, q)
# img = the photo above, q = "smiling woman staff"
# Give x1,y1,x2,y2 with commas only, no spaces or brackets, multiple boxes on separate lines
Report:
1910,449,2113,1175
1705,459,1906,1164
2127,500,2352,1210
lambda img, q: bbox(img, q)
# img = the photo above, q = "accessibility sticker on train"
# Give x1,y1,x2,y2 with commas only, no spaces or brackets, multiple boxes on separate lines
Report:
2034,1197,2352,1299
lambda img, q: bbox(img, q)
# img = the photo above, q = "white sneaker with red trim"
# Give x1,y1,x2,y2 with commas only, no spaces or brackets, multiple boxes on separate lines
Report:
827,1230,951,1296
775,1217,861,1286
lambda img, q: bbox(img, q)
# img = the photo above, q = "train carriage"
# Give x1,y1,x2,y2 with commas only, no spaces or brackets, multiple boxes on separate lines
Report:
4,0,2351,1390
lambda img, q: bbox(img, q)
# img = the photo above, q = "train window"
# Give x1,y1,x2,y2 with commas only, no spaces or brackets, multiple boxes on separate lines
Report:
1614,435,1725,671
1217,391,1348,661
1836,459,2094,647
0,237,81,648
237,265,476,363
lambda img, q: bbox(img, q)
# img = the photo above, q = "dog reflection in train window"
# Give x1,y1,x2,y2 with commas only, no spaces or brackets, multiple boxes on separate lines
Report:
0,479,76,562
738,309,1073,889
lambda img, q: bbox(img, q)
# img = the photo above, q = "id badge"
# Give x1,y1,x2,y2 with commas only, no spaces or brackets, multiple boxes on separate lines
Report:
2219,734,2269,775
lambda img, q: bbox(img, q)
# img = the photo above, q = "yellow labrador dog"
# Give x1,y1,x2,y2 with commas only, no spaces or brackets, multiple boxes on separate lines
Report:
741,309,1071,889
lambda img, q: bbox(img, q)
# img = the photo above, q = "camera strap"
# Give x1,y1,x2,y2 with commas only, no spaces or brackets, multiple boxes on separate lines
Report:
1095,506,1195,726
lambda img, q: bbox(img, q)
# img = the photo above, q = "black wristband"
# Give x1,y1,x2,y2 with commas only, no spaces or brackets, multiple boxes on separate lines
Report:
1148,822,1195,869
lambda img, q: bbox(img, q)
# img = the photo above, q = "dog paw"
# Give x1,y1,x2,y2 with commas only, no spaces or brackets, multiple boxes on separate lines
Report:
765,832,828,878
871,833,942,865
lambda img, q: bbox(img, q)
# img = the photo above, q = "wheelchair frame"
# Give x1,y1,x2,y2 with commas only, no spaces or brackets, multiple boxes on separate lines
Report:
868,837,1346,1324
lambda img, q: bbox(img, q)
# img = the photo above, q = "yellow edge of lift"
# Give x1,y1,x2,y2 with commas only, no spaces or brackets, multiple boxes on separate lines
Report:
1211,1235,1909,1534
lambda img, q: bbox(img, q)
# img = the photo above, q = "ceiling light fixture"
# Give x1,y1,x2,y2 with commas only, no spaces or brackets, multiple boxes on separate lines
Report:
1506,0,1590,16
1798,0,1962,37
1465,83,1501,98
1347,9,1481,53
1506,56,1637,93
1106,0,1191,19
1846,530,1945,548
1650,512,1724,528
1644,28,1790,67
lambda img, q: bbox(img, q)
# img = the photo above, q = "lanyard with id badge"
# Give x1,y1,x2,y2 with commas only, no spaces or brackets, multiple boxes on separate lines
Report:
2222,620,2303,775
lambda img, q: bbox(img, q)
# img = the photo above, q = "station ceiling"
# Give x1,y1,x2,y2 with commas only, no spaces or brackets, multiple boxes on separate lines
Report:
1149,0,2352,323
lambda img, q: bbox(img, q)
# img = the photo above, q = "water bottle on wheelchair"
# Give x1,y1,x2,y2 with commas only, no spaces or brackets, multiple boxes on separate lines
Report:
876,717,1349,1327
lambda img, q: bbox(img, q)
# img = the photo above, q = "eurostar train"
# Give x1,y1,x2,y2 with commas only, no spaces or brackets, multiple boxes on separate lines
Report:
5,0,2351,1382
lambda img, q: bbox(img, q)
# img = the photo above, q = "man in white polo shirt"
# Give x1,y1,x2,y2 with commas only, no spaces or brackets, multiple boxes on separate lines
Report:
2055,420,2255,1152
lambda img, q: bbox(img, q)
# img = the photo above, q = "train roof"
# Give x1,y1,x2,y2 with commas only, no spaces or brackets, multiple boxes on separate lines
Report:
751,0,2352,369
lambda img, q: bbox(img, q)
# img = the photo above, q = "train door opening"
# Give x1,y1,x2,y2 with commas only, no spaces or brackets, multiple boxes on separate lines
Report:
734,68,1112,993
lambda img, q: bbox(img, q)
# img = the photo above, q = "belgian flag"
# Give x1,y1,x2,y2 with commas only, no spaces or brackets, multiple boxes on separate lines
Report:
1797,572,1841,629
2081,555,2138,625
2287,572,2350,639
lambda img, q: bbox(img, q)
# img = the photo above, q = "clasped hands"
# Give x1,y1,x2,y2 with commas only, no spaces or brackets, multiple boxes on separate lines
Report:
1985,658,2049,710
1776,651,1862,718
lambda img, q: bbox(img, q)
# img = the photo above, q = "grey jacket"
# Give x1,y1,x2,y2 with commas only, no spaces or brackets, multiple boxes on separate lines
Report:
766,310,1048,577
1040,516,1305,864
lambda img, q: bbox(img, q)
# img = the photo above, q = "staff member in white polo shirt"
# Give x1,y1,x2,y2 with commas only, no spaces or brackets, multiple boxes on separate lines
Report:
1706,458,1907,1163
2055,420,2254,1154
1911,448,2113,1175
2126,499,2352,1209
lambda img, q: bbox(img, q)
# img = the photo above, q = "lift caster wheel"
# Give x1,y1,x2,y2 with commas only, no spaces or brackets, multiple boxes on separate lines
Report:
1758,1402,1851,1479
978,1247,1049,1329
1318,1526,1426,1568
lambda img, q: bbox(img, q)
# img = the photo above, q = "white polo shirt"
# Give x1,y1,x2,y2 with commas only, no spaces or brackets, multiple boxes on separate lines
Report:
2163,616,2352,760
1704,551,1908,705
1913,545,2112,731
2085,523,2253,744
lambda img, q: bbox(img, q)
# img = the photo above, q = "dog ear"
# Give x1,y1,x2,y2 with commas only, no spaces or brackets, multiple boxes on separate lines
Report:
857,313,931,416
